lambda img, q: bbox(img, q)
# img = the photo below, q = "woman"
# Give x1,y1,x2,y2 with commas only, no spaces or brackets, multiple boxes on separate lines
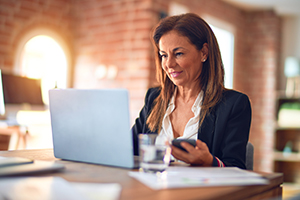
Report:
132,13,251,169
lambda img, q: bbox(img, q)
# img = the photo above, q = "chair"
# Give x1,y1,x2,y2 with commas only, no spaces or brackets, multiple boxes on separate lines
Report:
0,126,26,150
246,142,254,170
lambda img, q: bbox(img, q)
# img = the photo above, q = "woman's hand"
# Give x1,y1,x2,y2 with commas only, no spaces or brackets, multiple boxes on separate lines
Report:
171,139,213,166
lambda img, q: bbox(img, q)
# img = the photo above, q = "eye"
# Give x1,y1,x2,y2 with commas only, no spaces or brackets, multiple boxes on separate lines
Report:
175,52,183,57
160,54,167,59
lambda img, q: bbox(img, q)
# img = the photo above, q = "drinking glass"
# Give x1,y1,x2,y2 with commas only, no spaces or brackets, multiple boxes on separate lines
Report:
138,133,171,173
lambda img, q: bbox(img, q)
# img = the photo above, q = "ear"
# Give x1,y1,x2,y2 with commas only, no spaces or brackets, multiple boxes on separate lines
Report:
201,43,209,62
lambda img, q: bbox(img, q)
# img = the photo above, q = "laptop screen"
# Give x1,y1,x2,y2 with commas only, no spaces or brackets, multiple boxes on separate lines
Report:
49,89,136,168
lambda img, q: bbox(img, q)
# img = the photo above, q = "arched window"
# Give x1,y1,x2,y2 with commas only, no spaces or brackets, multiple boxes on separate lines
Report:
14,28,71,105
20,35,67,104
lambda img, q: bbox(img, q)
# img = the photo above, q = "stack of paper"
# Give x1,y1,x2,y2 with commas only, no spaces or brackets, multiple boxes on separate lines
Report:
0,156,64,177
0,156,33,167
129,167,268,190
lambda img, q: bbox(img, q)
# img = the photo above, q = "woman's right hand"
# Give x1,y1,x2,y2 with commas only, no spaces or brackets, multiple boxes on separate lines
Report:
171,139,213,166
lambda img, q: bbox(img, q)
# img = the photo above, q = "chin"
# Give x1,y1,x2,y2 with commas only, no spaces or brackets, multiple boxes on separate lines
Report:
169,78,186,87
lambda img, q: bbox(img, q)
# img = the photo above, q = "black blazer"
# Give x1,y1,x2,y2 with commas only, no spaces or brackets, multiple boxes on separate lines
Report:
132,87,252,169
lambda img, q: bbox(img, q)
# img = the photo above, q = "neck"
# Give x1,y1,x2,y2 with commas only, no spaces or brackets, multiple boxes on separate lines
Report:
176,86,201,104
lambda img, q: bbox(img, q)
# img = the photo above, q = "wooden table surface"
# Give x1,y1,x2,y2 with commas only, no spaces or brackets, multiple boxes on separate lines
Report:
0,149,283,200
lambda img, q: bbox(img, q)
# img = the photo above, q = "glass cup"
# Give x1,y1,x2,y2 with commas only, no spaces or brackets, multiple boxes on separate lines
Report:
138,133,171,173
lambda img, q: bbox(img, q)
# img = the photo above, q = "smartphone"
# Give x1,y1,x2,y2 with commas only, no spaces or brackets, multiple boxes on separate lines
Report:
172,139,196,152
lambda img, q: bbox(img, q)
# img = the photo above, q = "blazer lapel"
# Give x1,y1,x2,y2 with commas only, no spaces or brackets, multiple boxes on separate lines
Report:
198,112,216,149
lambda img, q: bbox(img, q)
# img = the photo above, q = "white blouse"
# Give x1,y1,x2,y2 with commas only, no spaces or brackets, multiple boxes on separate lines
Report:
155,88,203,146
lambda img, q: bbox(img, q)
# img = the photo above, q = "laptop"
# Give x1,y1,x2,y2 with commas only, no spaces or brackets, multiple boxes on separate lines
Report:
49,89,138,169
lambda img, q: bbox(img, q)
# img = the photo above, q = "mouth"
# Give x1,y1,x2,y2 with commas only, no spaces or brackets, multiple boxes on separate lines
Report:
169,71,182,78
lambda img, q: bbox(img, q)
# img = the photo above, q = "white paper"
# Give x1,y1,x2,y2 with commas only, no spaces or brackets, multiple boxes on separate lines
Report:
0,177,122,200
71,182,122,200
129,167,269,190
0,177,88,200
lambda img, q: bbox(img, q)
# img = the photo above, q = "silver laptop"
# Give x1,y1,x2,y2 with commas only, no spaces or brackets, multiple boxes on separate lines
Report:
49,89,138,168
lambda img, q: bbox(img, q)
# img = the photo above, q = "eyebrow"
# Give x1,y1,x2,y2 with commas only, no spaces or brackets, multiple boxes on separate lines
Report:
159,47,185,54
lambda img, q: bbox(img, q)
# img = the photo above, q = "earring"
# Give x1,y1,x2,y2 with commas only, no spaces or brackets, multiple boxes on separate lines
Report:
203,59,206,62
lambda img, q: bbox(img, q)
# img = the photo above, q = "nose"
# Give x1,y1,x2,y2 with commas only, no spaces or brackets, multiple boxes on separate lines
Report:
165,56,176,69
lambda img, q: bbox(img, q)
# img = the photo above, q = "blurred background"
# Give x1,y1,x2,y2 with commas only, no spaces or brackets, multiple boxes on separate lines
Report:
0,0,300,197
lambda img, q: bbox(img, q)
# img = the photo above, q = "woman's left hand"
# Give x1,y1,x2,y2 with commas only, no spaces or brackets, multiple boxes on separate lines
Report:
171,139,213,166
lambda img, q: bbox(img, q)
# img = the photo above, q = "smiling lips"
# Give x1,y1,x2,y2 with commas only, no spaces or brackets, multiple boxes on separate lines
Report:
170,71,182,78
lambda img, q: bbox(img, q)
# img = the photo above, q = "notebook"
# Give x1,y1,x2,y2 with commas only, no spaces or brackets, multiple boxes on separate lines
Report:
0,160,65,177
49,89,138,169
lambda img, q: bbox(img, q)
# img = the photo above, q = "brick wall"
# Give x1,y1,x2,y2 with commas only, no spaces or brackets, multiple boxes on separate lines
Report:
0,0,74,73
72,0,156,123
243,11,281,172
0,0,282,172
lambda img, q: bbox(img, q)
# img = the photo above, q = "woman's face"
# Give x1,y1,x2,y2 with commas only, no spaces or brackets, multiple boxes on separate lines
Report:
159,30,206,89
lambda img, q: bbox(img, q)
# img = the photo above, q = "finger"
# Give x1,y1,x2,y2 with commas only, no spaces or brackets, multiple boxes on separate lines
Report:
171,145,188,155
195,139,208,150
171,145,190,162
180,142,196,152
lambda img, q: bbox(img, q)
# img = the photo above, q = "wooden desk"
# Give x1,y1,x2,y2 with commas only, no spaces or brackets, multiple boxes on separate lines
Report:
0,149,283,200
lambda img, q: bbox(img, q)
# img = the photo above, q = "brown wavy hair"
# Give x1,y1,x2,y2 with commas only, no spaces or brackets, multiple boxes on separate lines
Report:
146,13,225,133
